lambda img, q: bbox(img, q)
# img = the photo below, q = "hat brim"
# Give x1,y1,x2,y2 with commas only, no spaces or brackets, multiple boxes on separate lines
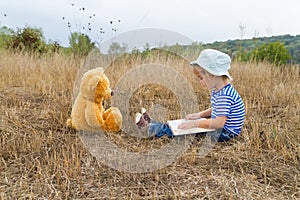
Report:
223,71,233,81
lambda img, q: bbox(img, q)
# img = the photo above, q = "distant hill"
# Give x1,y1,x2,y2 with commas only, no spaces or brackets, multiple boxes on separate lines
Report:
203,34,300,64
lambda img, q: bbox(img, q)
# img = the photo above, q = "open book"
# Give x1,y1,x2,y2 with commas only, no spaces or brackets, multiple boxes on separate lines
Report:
167,118,215,136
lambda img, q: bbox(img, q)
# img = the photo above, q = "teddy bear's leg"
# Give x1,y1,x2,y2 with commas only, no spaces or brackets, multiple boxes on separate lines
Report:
102,107,122,132
85,101,105,130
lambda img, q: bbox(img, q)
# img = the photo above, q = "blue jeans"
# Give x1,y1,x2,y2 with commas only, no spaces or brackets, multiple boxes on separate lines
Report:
215,128,237,142
148,121,237,142
148,121,173,138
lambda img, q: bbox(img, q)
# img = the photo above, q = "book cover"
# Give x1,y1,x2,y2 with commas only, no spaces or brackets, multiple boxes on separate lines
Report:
167,118,215,136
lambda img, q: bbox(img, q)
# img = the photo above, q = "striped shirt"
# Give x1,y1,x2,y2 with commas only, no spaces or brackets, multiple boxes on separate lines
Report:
211,84,245,135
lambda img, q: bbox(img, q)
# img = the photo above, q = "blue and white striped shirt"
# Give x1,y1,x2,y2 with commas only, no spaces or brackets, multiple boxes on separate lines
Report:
211,84,245,135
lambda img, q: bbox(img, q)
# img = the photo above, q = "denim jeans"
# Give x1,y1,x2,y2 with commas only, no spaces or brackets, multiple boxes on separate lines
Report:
215,128,237,142
148,121,237,142
148,121,173,138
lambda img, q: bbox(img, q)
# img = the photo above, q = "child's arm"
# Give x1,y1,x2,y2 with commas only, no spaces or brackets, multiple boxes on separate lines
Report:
185,108,212,120
197,116,227,129
178,116,227,130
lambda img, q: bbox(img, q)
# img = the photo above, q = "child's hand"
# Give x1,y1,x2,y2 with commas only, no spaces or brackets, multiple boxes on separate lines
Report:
185,113,200,120
178,120,198,130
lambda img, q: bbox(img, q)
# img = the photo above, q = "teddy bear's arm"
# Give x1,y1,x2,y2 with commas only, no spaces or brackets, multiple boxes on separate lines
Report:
85,101,104,129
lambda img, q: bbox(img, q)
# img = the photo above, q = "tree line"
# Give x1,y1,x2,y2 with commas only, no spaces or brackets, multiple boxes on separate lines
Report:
0,26,94,57
0,25,299,66
204,34,300,64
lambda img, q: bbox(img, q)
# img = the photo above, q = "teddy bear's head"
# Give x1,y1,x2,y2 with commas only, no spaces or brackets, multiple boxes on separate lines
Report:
80,67,113,103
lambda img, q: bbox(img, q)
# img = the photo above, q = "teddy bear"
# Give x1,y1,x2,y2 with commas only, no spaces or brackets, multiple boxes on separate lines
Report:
67,67,122,133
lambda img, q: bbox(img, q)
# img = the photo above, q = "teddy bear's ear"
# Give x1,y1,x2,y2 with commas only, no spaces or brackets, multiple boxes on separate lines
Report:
88,76,102,91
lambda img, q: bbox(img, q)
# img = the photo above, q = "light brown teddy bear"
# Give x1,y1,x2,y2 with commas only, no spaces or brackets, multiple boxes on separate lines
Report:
67,67,122,132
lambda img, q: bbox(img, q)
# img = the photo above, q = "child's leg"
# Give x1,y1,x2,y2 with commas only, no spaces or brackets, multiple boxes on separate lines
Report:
136,108,173,138
217,129,237,142
148,121,173,138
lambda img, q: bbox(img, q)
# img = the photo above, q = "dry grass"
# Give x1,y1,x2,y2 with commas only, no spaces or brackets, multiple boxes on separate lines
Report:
0,50,299,199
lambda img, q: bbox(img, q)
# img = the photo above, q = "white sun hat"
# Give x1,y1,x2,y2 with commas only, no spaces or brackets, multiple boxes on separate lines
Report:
190,49,232,80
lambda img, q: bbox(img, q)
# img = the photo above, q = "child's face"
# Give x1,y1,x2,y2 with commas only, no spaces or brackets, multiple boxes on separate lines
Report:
193,66,216,90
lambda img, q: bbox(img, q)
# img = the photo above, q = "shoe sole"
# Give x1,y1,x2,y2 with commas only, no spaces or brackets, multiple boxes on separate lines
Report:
135,113,142,124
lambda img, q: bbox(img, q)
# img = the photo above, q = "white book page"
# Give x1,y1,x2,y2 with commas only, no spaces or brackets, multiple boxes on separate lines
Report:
167,118,215,136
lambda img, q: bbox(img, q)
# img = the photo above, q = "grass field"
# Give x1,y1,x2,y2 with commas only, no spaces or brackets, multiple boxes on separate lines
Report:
0,50,299,199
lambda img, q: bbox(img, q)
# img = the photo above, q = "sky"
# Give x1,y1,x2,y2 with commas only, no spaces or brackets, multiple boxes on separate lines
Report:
0,0,300,47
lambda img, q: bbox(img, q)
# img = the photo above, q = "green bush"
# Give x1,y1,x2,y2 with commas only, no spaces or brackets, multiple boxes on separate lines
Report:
68,32,95,57
0,26,13,49
250,41,291,66
6,26,47,53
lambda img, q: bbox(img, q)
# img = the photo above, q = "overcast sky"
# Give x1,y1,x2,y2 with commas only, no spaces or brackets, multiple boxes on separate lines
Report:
0,0,299,47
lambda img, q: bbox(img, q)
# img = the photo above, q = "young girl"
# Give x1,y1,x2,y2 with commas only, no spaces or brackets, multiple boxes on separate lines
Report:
135,49,245,142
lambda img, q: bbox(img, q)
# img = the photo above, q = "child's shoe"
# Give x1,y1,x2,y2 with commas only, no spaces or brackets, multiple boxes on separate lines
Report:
141,108,151,123
135,113,149,130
